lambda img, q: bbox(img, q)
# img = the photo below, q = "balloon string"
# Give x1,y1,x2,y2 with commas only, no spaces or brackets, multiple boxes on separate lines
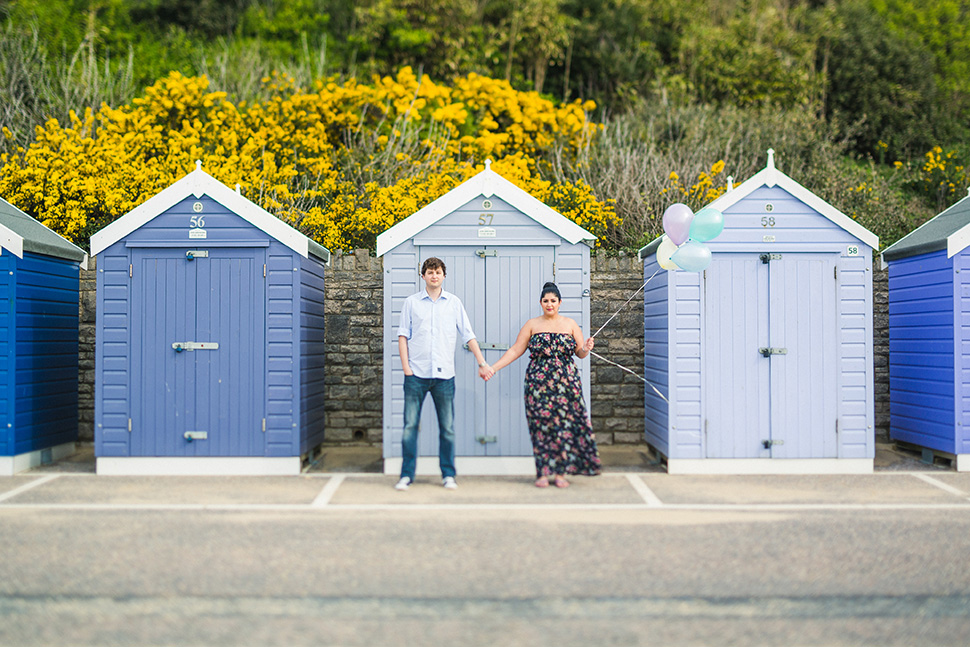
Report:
589,351,669,404
591,267,661,339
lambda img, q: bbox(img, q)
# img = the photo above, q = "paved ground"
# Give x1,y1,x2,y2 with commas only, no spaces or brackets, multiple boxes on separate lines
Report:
2,442,969,646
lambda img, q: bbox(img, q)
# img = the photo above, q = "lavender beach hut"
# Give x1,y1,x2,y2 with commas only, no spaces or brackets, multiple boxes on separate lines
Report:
0,198,87,475
881,189,970,471
376,161,596,475
91,163,330,475
639,150,879,474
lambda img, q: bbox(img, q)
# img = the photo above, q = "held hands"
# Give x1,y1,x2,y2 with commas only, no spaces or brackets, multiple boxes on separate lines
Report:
478,364,495,381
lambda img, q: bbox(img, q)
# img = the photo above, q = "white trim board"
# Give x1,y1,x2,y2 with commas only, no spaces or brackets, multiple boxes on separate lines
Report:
376,161,596,257
665,458,874,475
89,162,327,263
96,456,302,476
0,442,76,476
707,150,879,251
383,456,537,476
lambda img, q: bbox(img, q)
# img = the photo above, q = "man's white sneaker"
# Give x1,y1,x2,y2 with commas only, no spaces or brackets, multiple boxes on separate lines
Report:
442,476,458,490
394,477,412,491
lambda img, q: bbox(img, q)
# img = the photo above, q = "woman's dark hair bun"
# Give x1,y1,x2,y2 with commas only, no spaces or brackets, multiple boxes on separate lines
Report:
540,282,562,300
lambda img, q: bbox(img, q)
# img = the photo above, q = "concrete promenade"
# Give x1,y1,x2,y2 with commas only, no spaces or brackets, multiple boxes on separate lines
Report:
2,443,970,646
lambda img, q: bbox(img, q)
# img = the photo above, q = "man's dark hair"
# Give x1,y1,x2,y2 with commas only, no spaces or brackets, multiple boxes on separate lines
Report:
421,257,447,276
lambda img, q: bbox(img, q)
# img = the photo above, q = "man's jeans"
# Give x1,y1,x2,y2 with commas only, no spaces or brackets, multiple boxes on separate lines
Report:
401,375,456,480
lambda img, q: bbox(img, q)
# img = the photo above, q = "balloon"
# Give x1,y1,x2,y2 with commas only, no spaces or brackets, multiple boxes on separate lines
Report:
656,235,680,270
662,203,694,246
689,207,724,242
671,241,712,272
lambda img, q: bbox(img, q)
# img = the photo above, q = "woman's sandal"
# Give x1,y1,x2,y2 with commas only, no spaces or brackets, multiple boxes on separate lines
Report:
554,475,569,488
535,476,550,488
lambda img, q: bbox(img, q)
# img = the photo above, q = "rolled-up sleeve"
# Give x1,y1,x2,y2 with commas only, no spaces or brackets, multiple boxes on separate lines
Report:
397,297,413,339
455,299,477,344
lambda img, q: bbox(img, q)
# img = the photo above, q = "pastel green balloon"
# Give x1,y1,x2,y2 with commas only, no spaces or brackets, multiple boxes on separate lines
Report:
670,241,712,272
688,207,724,242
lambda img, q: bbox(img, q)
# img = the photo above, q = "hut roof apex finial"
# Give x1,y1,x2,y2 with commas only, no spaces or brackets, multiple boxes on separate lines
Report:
235,183,241,195
485,159,492,171
767,149,775,170
727,176,734,192
195,160,202,171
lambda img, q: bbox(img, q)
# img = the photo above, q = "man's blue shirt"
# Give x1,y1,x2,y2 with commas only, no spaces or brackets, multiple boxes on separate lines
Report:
397,289,477,379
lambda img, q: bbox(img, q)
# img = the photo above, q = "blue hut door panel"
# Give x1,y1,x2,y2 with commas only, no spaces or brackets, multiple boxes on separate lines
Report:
130,249,265,457
767,255,838,458
704,256,770,458
415,245,554,458
704,254,838,458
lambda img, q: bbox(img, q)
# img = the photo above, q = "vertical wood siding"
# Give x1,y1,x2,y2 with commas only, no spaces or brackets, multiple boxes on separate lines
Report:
300,255,327,453
888,251,955,453
959,250,970,453
265,243,298,456
95,246,132,456
838,255,874,458
383,241,418,459
671,270,703,457
555,243,591,410
12,252,80,454
642,259,669,454
0,255,11,456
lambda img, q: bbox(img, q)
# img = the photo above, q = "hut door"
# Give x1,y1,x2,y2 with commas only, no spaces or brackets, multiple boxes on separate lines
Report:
704,253,838,458
416,245,554,458
129,248,266,457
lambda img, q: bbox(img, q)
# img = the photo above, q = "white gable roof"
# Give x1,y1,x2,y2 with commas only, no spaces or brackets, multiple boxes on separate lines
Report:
376,160,596,257
708,149,879,250
90,162,330,262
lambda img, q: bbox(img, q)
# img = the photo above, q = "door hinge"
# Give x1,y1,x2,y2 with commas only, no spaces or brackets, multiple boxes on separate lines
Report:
128,418,132,433
263,264,267,278
834,266,838,280
553,262,556,280
835,419,839,436
129,264,133,278
262,418,266,433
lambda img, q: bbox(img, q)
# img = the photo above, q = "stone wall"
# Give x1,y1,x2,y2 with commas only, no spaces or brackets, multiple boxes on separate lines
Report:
76,251,892,446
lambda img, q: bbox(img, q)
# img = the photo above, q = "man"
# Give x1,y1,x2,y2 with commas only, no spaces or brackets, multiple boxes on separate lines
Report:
395,257,490,491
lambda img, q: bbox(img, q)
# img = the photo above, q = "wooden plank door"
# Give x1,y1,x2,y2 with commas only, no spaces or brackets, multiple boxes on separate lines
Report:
767,254,839,458
130,248,265,457
415,245,554,458
704,255,771,458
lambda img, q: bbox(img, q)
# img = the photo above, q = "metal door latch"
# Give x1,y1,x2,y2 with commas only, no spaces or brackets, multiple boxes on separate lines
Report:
759,347,788,357
476,436,498,445
172,342,220,352
186,250,209,261
759,253,782,263
475,249,498,258
762,439,785,449
184,431,208,442
466,342,509,350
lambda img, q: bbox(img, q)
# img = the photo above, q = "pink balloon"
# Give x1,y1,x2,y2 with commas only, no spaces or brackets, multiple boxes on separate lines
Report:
663,203,694,246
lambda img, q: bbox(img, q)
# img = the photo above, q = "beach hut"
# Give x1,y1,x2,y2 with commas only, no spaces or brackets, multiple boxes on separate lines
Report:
638,150,879,474
377,161,596,475
0,198,87,476
90,162,330,475
881,189,970,471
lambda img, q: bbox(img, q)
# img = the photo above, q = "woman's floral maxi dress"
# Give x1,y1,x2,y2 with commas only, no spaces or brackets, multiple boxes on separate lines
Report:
524,332,601,477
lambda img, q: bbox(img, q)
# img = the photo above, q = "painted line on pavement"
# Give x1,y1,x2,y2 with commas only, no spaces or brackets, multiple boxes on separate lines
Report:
626,474,664,507
0,474,60,503
910,473,967,497
310,474,345,507
3,501,970,512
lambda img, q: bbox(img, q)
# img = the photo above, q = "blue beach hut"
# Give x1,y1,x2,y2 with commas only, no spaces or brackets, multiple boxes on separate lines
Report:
881,189,970,471
638,150,879,474
376,161,596,475
90,162,330,475
0,198,87,476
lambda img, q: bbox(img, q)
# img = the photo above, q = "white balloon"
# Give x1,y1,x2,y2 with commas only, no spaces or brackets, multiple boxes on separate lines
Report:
657,235,680,271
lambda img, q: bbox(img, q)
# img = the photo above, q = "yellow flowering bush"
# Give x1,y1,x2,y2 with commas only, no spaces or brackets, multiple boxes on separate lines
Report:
661,160,728,205
0,67,616,250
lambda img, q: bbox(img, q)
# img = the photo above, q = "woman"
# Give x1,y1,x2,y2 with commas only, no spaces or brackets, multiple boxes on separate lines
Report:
482,282,601,487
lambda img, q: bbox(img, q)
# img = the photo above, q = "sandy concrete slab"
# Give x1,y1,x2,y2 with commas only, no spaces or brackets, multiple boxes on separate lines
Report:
0,476,46,497
919,473,970,496
8,475,328,505
329,474,643,506
638,474,965,505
